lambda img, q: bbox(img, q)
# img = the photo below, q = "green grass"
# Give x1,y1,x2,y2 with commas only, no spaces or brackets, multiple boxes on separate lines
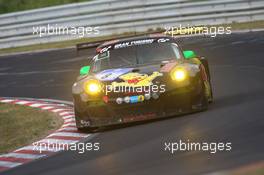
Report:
0,103,63,154
0,0,91,14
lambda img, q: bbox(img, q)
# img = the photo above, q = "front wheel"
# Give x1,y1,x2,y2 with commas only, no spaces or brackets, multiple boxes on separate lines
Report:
190,78,208,111
200,81,209,111
208,81,213,103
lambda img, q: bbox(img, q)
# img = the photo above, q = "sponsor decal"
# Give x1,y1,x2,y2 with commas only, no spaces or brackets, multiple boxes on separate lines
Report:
144,93,151,100
138,95,145,102
103,96,109,103
98,38,173,52
152,93,159,99
130,95,145,103
115,94,151,105
124,96,130,103
111,71,163,87
80,120,90,126
116,97,123,104
95,68,133,81
157,38,170,43
105,71,166,95
114,39,155,49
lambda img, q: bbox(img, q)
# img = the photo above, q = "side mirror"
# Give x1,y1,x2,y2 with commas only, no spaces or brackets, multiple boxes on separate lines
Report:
80,66,91,76
183,50,197,60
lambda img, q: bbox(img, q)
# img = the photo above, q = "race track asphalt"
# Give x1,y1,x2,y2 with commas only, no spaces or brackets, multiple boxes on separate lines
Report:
0,31,264,175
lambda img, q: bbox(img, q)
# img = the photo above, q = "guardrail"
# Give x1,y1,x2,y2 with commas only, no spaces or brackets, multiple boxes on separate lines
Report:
0,0,263,49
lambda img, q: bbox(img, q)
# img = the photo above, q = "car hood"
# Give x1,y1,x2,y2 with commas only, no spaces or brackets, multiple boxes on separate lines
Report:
94,60,180,84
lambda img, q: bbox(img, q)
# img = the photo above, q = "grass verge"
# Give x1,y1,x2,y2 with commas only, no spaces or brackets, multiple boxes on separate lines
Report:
0,103,63,154
0,20,263,55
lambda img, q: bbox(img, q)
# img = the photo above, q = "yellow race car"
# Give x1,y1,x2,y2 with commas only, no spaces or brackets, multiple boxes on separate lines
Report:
72,35,213,131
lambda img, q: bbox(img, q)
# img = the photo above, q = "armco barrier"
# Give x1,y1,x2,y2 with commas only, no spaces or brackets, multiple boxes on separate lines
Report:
0,0,263,49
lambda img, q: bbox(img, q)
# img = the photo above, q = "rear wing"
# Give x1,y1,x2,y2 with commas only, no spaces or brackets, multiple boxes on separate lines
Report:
76,41,103,52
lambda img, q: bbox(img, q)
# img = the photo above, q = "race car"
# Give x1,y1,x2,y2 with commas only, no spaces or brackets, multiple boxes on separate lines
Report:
72,35,213,131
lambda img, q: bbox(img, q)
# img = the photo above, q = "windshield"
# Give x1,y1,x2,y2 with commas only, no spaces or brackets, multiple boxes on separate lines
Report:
91,42,181,72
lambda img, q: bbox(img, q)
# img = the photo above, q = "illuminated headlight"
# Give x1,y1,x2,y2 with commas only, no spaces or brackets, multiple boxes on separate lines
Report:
83,80,102,95
171,68,187,81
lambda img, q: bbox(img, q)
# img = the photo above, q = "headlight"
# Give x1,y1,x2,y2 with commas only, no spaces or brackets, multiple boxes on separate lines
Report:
171,68,187,81
83,79,102,95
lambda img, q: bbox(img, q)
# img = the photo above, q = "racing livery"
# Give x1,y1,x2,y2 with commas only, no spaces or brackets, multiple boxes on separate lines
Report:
72,36,213,131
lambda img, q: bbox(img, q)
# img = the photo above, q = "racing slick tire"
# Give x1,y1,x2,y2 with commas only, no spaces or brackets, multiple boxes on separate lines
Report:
201,85,209,111
200,57,210,80
208,82,213,104
196,78,209,111
200,57,213,103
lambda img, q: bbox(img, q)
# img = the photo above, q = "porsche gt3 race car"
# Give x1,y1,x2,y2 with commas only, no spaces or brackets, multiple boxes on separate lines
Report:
72,36,213,131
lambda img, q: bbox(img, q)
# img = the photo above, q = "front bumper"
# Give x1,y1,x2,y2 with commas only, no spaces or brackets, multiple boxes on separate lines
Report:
73,81,204,128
